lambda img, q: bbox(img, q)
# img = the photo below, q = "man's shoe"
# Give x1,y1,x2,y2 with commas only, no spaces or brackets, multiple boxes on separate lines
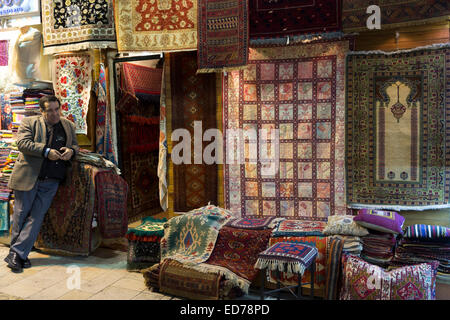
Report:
21,258,31,268
4,252,23,273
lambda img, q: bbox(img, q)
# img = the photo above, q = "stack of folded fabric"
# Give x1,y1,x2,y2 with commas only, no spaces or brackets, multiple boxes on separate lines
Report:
125,216,167,271
393,224,450,283
360,230,397,267
353,208,405,267
322,215,368,257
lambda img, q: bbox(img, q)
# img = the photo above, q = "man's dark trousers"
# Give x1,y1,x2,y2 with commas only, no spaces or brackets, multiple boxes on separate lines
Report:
9,179,59,260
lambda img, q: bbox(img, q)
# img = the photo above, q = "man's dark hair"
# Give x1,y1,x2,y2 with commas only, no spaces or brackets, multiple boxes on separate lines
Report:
39,95,60,112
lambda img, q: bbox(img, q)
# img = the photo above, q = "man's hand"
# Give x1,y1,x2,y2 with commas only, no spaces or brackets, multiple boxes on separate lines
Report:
59,147,73,161
48,149,62,161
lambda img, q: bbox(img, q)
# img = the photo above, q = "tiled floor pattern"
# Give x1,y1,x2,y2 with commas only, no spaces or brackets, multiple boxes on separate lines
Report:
0,244,179,300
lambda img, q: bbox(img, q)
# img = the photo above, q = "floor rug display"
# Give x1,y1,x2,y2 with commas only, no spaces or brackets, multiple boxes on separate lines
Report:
160,205,233,265
170,52,218,212
36,161,100,256
223,39,350,220
346,44,450,210
268,235,330,292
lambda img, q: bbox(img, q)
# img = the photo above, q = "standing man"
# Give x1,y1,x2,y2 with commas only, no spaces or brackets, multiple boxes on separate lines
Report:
4,95,79,272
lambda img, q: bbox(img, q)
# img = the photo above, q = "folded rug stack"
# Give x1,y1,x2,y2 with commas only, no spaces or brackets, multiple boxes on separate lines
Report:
330,235,363,256
125,216,167,271
392,224,450,284
360,230,398,267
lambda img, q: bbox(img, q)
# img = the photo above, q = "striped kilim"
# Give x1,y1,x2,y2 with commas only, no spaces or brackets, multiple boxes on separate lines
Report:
404,224,450,240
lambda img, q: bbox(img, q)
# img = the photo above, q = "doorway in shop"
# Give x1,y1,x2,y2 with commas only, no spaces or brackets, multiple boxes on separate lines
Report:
112,54,163,223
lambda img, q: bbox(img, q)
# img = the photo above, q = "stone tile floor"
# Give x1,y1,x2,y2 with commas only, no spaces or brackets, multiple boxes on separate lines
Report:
0,244,180,300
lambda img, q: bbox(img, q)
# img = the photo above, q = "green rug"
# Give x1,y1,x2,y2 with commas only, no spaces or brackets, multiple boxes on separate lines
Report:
160,205,233,265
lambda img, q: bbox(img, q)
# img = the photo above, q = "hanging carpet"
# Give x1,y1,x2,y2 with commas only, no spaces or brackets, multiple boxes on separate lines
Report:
197,0,248,72
346,44,450,210
41,0,117,55
223,39,350,220
342,0,450,32
248,0,342,38
113,0,197,52
170,51,218,212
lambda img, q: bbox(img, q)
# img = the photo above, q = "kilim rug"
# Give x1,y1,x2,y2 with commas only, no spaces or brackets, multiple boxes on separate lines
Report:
203,226,272,285
223,39,350,220
41,0,116,55
95,63,116,164
159,258,221,300
36,161,101,256
197,0,248,73
248,0,342,38
325,236,344,300
121,63,162,96
268,235,330,291
95,170,128,239
346,44,450,210
0,40,8,66
113,0,197,52
342,0,450,32
160,205,233,265
53,54,92,135
170,51,218,212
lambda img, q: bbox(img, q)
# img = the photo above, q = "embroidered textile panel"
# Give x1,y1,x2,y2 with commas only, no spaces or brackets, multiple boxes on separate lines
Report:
170,51,218,212
346,46,450,210
249,0,342,38
114,0,197,52
223,40,350,220
53,54,92,135
0,40,8,66
197,0,248,72
41,0,116,55
342,0,450,32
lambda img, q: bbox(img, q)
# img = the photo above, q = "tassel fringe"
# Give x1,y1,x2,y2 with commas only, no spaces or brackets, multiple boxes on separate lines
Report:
254,258,306,276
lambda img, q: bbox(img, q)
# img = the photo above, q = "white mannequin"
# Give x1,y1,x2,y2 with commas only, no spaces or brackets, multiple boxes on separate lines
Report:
11,26,42,84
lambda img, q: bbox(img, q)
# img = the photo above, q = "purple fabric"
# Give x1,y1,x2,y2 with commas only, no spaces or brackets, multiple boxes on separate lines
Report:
354,209,405,235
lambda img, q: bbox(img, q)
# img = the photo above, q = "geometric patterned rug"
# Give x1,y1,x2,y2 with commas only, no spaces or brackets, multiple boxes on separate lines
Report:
342,0,450,32
170,51,218,212
249,0,342,38
346,44,450,210
223,39,351,220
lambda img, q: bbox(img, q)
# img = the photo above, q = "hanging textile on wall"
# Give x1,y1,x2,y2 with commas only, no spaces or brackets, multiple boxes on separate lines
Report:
41,0,117,55
197,0,248,73
158,62,168,212
342,0,450,32
346,44,450,210
113,0,197,52
223,39,350,220
53,54,92,135
0,94,11,130
0,40,8,66
248,0,342,39
95,63,116,164
170,51,218,212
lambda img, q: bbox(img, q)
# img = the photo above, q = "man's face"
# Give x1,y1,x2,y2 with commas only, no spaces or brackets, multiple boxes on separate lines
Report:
41,101,61,125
